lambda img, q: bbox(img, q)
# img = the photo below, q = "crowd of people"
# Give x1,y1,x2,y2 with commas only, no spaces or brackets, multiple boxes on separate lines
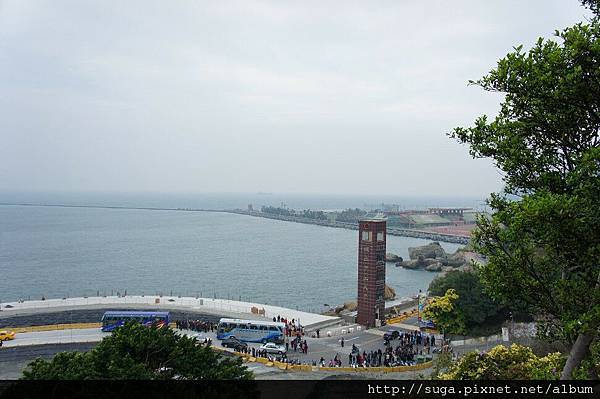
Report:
319,355,342,367
288,336,309,354
272,315,304,337
386,330,436,351
317,331,451,369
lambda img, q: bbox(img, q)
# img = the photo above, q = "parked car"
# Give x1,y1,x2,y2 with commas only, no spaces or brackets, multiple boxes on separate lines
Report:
0,331,16,341
190,334,211,345
191,333,209,344
383,329,400,341
221,336,248,351
259,342,286,355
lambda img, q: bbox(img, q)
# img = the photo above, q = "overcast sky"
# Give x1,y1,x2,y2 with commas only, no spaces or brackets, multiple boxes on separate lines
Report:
0,0,591,197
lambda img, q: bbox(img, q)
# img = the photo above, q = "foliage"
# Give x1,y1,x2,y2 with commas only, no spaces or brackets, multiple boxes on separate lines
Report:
431,352,453,379
572,340,600,379
439,344,564,380
422,288,465,335
582,0,600,15
451,20,600,196
22,322,253,380
301,209,327,220
449,0,600,378
261,206,327,220
261,206,294,217
428,271,507,334
334,208,367,223
471,189,600,340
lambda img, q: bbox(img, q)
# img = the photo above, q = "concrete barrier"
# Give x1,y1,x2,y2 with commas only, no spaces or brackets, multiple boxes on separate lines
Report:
273,361,288,370
451,334,501,347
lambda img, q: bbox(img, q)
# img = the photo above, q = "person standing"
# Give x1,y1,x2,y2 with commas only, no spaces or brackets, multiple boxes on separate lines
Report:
340,337,344,348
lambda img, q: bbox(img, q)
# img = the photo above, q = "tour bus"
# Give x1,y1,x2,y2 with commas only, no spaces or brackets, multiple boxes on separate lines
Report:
216,318,285,343
101,311,170,332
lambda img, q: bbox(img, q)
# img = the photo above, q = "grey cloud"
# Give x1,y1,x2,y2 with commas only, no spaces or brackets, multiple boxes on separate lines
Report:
0,0,591,196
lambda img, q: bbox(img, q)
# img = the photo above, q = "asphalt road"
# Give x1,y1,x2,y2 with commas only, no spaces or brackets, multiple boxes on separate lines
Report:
0,342,97,379
0,335,276,380
2,328,108,348
0,309,223,328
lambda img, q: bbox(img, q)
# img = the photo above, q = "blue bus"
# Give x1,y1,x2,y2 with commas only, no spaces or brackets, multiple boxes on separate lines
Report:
101,311,170,332
216,318,284,343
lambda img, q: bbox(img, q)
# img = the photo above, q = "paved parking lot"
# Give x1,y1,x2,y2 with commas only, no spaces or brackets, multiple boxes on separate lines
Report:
0,322,440,378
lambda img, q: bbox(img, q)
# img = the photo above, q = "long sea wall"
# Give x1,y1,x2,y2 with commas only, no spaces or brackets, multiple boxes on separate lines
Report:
226,210,470,245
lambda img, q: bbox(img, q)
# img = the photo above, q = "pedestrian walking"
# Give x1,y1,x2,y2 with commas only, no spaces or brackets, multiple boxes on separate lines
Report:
340,337,344,348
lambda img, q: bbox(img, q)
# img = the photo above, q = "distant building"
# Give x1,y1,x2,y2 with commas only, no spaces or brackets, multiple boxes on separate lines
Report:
357,218,386,327
428,207,471,217
248,204,253,211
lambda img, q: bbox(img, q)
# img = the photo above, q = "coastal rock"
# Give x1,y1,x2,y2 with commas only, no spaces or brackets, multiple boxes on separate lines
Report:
408,242,447,260
421,257,439,267
425,262,443,272
385,253,402,263
399,260,420,269
384,284,396,300
444,251,467,267
441,266,455,273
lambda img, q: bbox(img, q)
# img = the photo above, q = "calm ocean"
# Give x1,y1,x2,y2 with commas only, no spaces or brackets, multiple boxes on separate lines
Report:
0,193,477,311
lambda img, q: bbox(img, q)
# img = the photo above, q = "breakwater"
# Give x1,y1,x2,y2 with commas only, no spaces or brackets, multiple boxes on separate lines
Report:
227,210,470,245
1,202,469,244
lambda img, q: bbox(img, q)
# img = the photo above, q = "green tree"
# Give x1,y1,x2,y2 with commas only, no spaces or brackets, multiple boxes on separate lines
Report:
450,1,600,379
22,322,253,380
439,344,564,380
428,271,507,334
423,288,466,335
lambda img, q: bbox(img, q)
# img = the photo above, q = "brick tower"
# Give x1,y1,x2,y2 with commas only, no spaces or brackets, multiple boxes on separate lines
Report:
356,219,386,327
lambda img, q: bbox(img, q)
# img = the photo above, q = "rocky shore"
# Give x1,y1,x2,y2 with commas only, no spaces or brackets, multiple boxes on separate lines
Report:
387,242,476,273
323,284,397,316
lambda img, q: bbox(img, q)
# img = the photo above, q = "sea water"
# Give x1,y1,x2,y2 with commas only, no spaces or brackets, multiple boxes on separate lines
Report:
0,192,473,311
